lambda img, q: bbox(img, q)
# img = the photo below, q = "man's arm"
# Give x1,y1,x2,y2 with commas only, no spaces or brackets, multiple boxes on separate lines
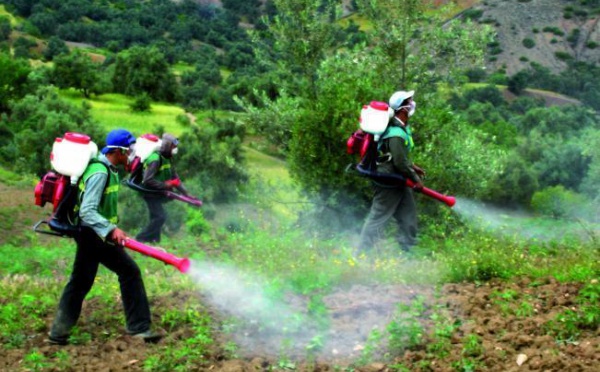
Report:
170,164,189,195
389,137,422,184
79,173,116,239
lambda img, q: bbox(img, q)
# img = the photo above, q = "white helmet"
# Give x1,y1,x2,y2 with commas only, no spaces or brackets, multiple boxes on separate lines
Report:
389,90,414,111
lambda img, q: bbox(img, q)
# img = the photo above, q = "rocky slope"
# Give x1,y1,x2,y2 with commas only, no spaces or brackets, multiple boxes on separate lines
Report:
466,0,600,75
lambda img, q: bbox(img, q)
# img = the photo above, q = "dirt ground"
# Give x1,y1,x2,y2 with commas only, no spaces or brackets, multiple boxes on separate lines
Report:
1,277,598,371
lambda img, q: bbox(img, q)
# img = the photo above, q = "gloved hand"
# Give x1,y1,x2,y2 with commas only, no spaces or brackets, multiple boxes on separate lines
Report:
412,164,426,177
412,181,424,191
164,178,181,189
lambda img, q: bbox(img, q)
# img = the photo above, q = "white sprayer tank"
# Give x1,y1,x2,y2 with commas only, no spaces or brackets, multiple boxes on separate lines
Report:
359,101,393,140
135,134,162,163
50,132,98,184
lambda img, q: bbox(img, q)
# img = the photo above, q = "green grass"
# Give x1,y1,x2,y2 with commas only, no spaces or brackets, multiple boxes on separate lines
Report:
59,90,188,136
243,146,304,221
0,167,34,186
172,62,195,76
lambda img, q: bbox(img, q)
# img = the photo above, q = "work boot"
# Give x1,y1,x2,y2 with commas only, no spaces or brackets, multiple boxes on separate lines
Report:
45,335,68,346
131,330,164,343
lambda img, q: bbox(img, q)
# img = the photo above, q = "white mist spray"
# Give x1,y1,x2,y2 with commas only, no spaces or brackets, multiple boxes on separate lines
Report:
187,260,325,359
186,259,433,361
187,261,300,327
452,197,582,241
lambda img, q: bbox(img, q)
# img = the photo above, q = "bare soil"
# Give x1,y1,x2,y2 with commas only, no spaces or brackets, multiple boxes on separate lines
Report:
1,277,598,371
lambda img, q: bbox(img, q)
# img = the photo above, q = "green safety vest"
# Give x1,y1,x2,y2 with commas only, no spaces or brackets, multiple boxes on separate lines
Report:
381,125,414,152
144,152,172,182
76,158,120,224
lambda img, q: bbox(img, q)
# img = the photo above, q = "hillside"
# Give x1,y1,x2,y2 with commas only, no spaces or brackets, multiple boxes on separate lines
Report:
465,0,600,75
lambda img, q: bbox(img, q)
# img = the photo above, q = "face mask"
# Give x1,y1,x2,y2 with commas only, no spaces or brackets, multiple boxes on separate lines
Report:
408,101,416,117
127,144,137,165
171,147,178,156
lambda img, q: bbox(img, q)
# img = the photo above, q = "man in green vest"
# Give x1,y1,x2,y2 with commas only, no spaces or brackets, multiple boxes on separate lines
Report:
135,133,188,243
356,90,426,256
48,129,162,345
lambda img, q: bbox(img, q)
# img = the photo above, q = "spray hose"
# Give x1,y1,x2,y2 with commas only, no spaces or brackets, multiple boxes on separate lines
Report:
350,163,456,207
124,179,202,207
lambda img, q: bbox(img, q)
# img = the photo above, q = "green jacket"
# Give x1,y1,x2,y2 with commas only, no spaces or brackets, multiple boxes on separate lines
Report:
76,157,120,229
143,152,172,184
376,117,421,184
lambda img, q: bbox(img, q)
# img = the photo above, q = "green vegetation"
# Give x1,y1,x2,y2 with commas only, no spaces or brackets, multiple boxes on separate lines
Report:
542,26,565,36
522,37,535,48
59,91,187,136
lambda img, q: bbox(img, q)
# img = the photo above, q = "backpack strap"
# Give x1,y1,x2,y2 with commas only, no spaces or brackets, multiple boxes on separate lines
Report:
379,124,414,152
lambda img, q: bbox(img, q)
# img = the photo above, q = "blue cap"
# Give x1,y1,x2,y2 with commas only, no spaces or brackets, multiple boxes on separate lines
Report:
101,129,136,154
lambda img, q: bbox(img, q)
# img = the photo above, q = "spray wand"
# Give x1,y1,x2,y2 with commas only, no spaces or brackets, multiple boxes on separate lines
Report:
122,239,191,273
351,163,456,207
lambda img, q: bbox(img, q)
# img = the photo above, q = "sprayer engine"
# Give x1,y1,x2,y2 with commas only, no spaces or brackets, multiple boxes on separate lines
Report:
34,172,70,211
346,129,373,158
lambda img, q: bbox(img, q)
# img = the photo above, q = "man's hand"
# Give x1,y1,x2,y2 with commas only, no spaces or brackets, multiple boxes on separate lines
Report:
109,228,128,245
412,181,424,191
412,164,426,177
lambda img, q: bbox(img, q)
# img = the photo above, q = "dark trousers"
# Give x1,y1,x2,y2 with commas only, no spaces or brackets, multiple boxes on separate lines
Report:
136,196,167,243
50,227,151,342
358,184,418,252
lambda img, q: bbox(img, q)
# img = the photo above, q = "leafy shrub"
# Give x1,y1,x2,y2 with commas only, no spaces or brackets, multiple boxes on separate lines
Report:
543,26,565,36
0,86,106,177
177,117,248,202
129,93,152,113
522,38,535,48
586,41,598,49
567,29,580,46
465,68,487,82
462,9,484,21
43,36,69,61
508,71,529,94
530,185,589,219
0,16,11,41
555,51,573,61
489,46,503,55
186,209,211,235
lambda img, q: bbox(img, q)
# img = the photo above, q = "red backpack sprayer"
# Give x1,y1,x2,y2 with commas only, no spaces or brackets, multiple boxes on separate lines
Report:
33,132,191,273
346,101,456,207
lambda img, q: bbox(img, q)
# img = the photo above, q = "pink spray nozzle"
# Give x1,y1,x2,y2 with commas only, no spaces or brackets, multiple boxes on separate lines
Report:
177,258,191,273
123,239,191,273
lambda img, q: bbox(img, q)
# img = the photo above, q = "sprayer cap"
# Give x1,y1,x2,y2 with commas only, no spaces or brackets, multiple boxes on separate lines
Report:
64,132,91,145
141,133,160,142
370,101,389,111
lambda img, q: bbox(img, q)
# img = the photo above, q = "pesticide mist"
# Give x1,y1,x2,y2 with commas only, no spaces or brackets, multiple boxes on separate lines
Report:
187,260,322,358
186,260,430,361
188,261,299,327
452,197,594,241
